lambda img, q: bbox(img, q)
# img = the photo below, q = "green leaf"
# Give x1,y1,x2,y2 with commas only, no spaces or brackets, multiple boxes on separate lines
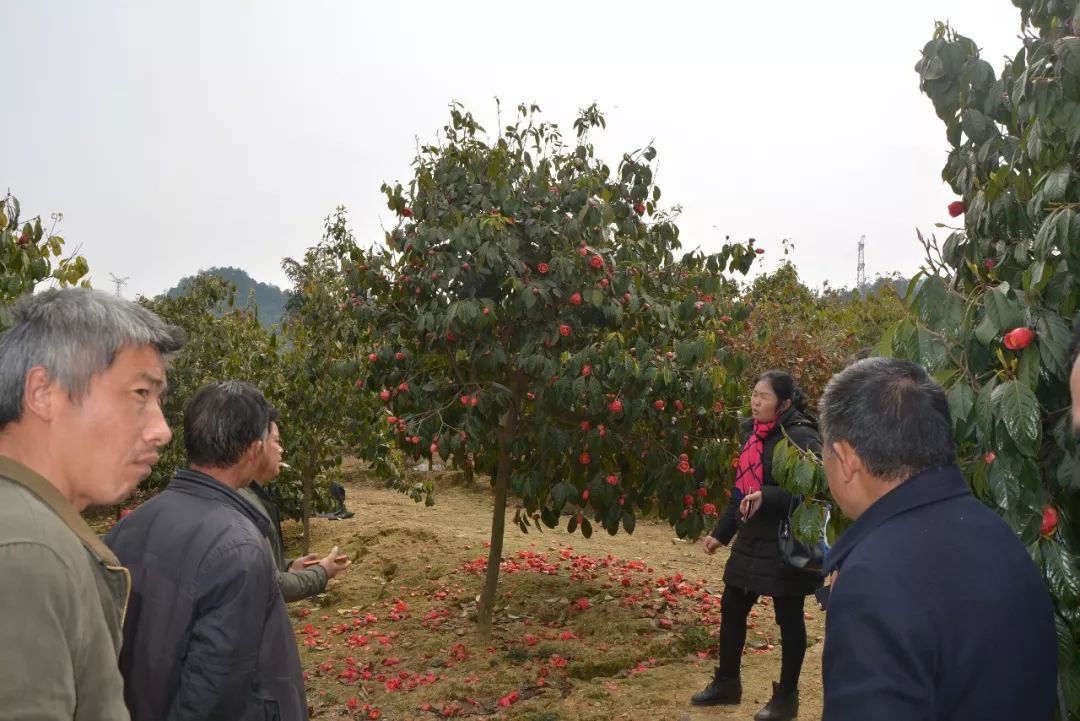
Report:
793,458,818,496
983,286,1024,336
1042,163,1071,203
1016,345,1041,390
974,313,998,346
1041,541,1080,605
973,377,999,446
947,383,976,425
591,288,604,307
1037,313,1071,379
581,518,593,539
992,380,1041,453
622,511,636,534
961,108,996,144
792,502,824,545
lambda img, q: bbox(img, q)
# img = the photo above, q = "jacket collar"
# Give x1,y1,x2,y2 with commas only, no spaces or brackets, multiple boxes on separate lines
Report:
824,464,970,574
0,455,121,566
741,408,816,436
170,468,270,536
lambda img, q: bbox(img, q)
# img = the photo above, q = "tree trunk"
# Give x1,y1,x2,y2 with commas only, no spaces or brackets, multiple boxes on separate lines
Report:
301,472,312,555
476,373,525,640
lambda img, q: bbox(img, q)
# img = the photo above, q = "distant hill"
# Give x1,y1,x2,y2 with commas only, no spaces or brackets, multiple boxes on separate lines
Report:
162,266,287,327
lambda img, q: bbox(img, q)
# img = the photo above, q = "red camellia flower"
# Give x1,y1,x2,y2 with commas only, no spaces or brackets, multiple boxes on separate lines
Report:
368,353,378,363
559,324,572,337
608,399,624,414
400,207,414,218
633,201,646,215
697,487,707,497
581,489,590,502
581,365,591,377
1003,327,1036,350
984,259,996,270
653,399,665,411
537,262,550,274
395,351,405,362
569,292,583,306
379,390,391,402
703,503,717,516
984,452,995,464
678,461,691,474
948,200,966,217
446,330,457,342
397,382,409,393
579,452,591,466
387,416,398,425
683,494,694,506
1041,506,1058,536
580,420,590,432
755,248,765,254
589,255,604,269
606,474,618,486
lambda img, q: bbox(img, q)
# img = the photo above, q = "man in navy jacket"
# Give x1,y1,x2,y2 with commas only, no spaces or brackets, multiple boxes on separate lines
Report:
818,358,1057,721
107,381,307,721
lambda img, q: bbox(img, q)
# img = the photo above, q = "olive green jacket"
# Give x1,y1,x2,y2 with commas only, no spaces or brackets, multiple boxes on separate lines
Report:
0,456,131,720
238,483,327,602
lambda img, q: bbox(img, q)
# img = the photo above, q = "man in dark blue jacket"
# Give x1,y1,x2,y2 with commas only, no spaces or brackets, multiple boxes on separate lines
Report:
818,358,1057,721
106,381,307,721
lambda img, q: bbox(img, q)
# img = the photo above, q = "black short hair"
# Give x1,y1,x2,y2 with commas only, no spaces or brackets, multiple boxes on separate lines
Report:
757,370,808,413
184,381,274,468
819,357,955,480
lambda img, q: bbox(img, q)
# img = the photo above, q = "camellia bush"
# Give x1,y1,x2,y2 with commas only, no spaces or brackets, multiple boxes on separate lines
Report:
0,191,89,329
887,3,1079,714
343,103,760,636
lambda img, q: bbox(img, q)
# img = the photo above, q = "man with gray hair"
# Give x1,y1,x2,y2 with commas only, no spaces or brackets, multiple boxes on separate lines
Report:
106,380,308,721
0,288,184,720
818,357,1057,720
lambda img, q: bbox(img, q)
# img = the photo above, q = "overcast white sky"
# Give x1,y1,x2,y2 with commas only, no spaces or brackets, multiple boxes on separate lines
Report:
3,1,1024,299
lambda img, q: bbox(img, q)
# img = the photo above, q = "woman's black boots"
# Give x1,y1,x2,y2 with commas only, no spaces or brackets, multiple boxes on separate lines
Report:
753,681,799,720
690,668,742,706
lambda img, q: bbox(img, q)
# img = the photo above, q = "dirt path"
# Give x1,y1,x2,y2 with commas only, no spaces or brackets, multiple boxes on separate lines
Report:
285,464,825,720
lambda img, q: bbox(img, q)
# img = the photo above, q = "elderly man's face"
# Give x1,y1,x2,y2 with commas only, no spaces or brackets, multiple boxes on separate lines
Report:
52,345,172,509
1071,357,1080,435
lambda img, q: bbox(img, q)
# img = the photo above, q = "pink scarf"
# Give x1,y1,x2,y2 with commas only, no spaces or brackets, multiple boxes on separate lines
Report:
734,420,777,495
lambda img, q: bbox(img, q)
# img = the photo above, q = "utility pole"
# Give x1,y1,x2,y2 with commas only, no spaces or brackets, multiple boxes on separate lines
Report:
856,235,867,297
109,273,129,297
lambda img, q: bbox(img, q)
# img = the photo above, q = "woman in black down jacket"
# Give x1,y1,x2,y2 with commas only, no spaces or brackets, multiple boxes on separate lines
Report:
691,370,822,721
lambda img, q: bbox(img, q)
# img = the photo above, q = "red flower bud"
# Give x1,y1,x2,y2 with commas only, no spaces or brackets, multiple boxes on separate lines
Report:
608,399,623,414
1003,327,1036,351
569,292,583,306
589,255,604,269
537,262,549,274
1041,506,1058,536
947,200,966,217
559,324,572,337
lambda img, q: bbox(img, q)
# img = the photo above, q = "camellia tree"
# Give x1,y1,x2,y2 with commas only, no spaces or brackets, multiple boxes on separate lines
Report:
343,102,760,637
878,4,1079,714
0,191,89,329
276,210,401,552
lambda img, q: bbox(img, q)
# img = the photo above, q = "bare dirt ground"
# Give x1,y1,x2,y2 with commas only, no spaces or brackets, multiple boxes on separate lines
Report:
286,462,825,721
